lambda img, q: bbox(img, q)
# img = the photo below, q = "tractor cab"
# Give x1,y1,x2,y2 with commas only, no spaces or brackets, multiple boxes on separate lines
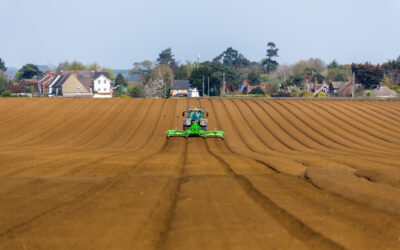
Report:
183,108,208,131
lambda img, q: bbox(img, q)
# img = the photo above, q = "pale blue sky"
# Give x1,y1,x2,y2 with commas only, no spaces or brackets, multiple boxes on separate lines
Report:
1,0,399,68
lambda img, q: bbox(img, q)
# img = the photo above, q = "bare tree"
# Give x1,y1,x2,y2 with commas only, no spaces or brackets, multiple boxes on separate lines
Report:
144,79,164,98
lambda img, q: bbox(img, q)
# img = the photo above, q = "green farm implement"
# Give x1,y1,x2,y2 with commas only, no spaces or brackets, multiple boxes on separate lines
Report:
166,108,224,139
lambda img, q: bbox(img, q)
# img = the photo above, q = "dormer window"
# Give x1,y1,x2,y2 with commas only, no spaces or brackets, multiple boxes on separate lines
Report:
104,80,106,84
77,87,81,91
98,80,101,83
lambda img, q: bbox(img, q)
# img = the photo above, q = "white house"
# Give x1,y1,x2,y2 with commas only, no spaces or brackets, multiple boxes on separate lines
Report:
47,75,60,96
314,82,330,95
93,72,112,98
188,87,200,97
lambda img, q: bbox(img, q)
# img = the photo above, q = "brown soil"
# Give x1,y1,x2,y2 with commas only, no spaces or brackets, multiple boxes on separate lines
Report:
0,98,400,249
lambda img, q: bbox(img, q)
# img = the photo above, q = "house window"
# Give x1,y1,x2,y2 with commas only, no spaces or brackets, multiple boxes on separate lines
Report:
104,80,106,83
98,80,100,83
77,87,80,91
104,88,106,91
98,88,101,91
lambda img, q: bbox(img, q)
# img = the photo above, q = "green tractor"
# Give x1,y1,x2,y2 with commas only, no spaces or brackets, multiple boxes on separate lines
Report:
166,108,224,139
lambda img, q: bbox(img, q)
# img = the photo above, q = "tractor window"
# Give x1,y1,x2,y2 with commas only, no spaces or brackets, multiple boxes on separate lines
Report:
189,112,201,119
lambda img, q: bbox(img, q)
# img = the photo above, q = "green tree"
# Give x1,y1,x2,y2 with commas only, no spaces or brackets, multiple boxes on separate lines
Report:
0,58,6,72
174,61,194,80
87,62,100,71
56,61,87,73
292,59,326,75
262,42,279,73
114,73,127,86
249,87,264,95
0,73,10,92
382,60,400,86
247,70,260,85
128,85,144,98
1,90,12,97
326,68,349,82
157,48,177,71
16,64,43,80
190,61,240,96
287,75,303,86
129,60,155,83
213,47,250,69
190,64,212,95
260,74,270,83
351,63,383,89
328,59,339,69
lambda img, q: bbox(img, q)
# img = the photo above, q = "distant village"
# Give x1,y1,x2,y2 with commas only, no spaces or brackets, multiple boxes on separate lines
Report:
0,45,399,99
7,70,400,99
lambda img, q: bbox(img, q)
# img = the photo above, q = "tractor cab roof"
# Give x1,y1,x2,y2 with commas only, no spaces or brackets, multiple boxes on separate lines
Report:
187,108,204,112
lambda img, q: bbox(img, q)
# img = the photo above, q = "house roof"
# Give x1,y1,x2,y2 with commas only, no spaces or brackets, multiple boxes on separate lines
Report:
373,86,398,97
330,81,347,89
53,73,71,88
170,80,191,90
94,72,110,79
21,79,38,84
78,76,93,91
336,83,362,96
43,76,55,87
61,71,110,80
48,75,61,88
314,83,329,94
337,82,352,93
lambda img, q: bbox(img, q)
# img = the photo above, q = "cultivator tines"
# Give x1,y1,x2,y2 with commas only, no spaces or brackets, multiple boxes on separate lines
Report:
166,129,188,138
203,129,225,139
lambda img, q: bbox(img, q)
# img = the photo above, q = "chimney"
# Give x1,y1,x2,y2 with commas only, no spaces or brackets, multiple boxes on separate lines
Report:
379,82,383,88
314,78,317,93
96,67,102,72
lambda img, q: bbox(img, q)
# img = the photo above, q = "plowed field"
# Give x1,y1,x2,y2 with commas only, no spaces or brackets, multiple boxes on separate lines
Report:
0,98,400,249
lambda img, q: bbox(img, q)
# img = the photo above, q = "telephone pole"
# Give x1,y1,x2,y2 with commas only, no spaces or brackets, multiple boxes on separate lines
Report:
202,75,205,97
222,72,226,95
164,79,166,99
352,72,355,99
207,77,210,96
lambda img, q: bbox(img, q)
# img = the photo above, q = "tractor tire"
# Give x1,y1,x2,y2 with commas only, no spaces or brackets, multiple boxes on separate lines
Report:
201,126,207,131
183,126,190,131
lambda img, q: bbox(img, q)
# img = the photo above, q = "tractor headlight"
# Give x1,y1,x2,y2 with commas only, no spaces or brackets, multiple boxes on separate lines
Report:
200,120,208,126
183,119,191,126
